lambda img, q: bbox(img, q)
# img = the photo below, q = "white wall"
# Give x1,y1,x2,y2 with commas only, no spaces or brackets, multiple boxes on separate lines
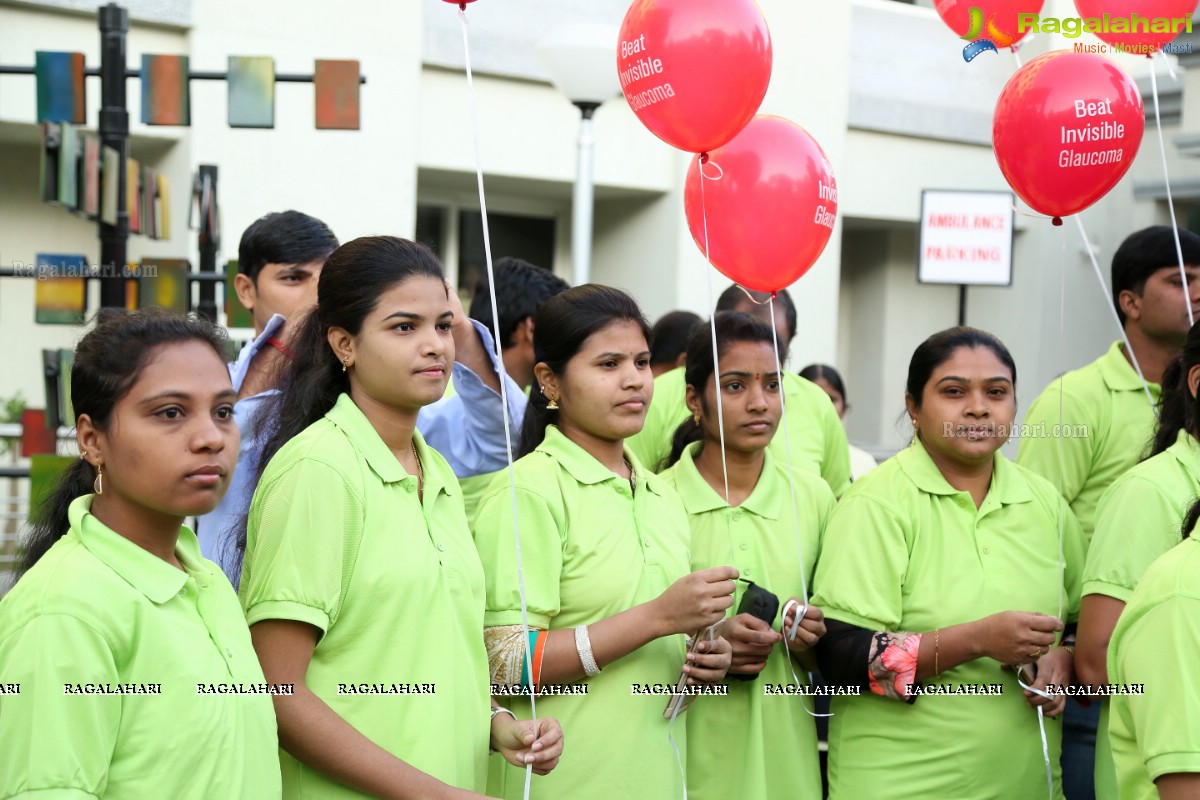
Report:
186,0,424,247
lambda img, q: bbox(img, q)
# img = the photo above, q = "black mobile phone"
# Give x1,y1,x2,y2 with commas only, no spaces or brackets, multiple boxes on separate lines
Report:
731,580,780,682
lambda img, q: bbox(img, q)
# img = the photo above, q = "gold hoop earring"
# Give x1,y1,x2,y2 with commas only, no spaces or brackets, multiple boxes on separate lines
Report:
93,463,104,496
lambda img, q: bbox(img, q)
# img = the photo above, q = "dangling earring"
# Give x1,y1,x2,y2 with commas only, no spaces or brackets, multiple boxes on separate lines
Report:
93,463,104,496
911,418,918,430
342,359,351,373
547,394,559,411
692,412,701,425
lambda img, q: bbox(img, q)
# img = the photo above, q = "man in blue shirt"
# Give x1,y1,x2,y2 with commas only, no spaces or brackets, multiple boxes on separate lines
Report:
467,257,571,391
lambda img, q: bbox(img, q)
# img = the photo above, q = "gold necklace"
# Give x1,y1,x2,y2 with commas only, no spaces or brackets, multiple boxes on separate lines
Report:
410,440,424,496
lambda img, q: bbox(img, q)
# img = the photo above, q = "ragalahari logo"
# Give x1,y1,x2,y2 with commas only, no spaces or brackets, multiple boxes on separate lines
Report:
961,7,1016,62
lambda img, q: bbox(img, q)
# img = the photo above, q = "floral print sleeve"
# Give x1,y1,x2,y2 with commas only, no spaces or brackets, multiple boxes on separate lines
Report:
814,619,923,704
867,631,921,703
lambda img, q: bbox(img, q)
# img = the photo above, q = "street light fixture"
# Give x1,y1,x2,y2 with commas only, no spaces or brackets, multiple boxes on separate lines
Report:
535,23,621,287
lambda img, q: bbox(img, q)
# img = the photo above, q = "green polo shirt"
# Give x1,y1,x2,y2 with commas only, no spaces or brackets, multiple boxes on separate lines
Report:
811,440,1085,799
1107,536,1200,800
1085,429,1200,602
0,495,281,799
459,472,493,522
1083,428,1200,799
659,443,834,800
240,393,490,798
473,425,693,799
1018,341,1161,543
626,369,851,496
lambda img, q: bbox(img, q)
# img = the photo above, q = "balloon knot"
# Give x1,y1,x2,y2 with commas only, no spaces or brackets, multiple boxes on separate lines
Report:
459,1,466,8
1052,216,1063,227
699,152,709,164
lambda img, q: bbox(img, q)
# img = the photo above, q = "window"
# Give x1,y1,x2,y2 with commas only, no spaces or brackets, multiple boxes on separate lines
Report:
415,203,558,306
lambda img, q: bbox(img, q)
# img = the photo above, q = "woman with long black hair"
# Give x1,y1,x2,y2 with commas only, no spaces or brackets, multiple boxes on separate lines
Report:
238,236,561,799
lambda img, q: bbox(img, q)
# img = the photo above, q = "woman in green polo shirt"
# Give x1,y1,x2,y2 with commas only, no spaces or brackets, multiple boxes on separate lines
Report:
1107,498,1200,800
238,236,561,800
1077,321,1200,799
658,312,834,800
811,326,1085,799
0,309,281,799
472,284,737,799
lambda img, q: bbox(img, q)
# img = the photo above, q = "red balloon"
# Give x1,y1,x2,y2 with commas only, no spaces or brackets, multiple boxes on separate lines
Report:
618,0,772,154
935,0,1045,47
683,116,836,293
993,51,1143,223
1073,0,1198,52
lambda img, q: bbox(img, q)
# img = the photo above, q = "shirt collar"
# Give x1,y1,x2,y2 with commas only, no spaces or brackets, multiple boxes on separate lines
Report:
325,393,452,496
1168,428,1200,477
538,425,662,497
1096,340,1162,395
670,441,780,520
897,438,1033,508
229,313,287,391
69,494,195,604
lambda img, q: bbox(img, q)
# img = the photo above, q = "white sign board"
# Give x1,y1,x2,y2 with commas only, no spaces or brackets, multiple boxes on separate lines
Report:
919,190,1014,286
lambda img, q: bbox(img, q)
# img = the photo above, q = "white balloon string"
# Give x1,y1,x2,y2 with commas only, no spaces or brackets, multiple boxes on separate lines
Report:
699,159,724,181
1016,664,1055,799
458,11,535,798
768,300,829,719
1009,203,1053,223
768,297,809,608
782,598,804,643
693,155,729,800
1011,31,1034,67
1072,214,1160,419
1056,225,1067,626
1160,48,1179,82
698,156,735,567
780,598,831,719
1150,64,1194,326
667,694,687,800
667,626,715,800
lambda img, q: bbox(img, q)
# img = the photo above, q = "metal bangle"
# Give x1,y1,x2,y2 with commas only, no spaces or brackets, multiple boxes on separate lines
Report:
574,623,601,677
489,706,517,753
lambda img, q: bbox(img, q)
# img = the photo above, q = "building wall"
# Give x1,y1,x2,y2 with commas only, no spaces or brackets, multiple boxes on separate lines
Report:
0,3,191,405
186,0,425,248
836,0,1198,453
